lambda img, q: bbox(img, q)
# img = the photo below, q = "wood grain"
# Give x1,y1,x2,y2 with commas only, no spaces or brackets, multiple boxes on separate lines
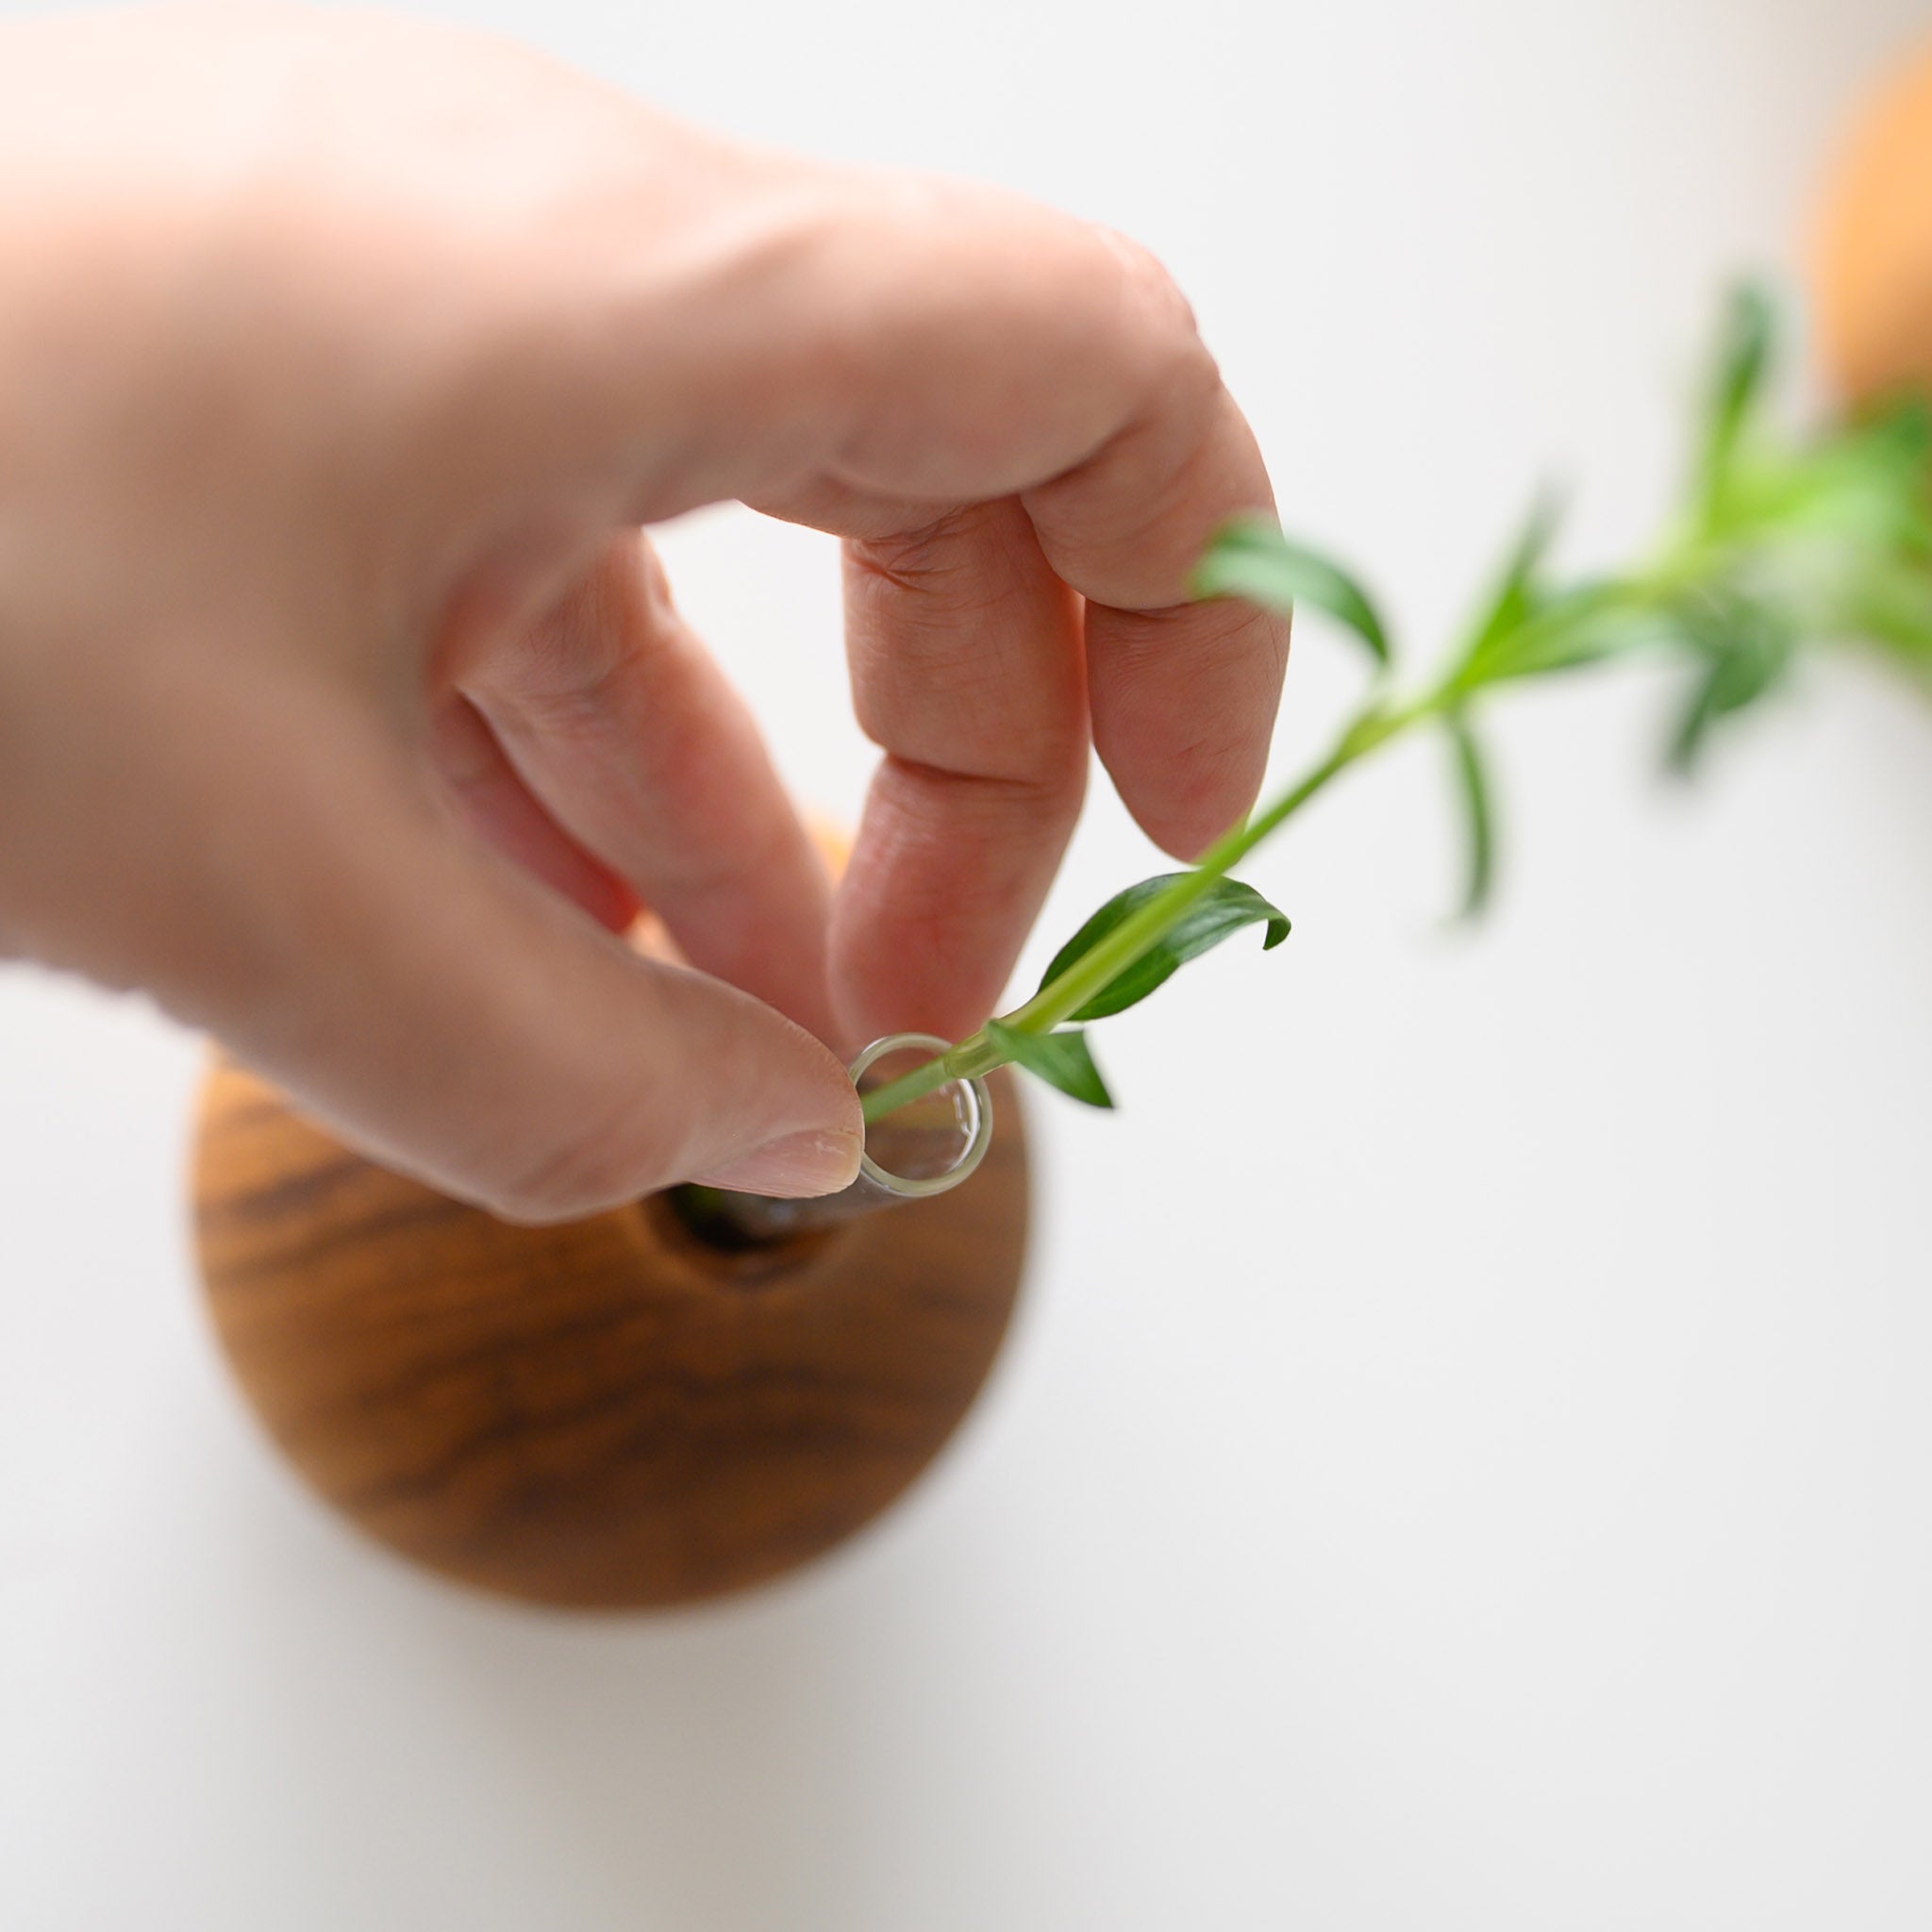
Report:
193,1060,1028,1609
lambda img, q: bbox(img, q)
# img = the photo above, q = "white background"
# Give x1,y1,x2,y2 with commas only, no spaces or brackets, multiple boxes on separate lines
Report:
6,0,1932,1925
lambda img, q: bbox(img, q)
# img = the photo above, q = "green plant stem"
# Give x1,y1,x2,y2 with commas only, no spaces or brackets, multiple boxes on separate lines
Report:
859,288,1932,1130
858,537,1724,1128
858,696,1426,1125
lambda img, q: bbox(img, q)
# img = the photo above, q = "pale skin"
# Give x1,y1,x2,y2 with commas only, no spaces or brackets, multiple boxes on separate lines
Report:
0,3,1289,1222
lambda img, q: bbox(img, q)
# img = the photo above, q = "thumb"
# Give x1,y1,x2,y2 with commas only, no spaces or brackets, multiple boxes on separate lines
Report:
166,687,863,1223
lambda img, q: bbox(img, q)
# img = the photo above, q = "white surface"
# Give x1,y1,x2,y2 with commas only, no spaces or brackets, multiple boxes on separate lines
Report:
6,1,1932,1925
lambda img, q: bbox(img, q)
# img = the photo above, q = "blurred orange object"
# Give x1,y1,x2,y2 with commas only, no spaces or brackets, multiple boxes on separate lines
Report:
1817,42,1932,405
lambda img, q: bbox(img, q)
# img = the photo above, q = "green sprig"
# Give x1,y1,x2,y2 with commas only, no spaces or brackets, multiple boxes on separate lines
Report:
859,282,1932,1128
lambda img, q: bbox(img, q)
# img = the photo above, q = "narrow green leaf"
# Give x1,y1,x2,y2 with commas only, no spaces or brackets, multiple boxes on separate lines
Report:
1456,488,1571,688
1860,392,1932,475
1848,558,1932,659
985,1021,1114,1108
1191,514,1391,666
1702,280,1776,505
1484,581,1656,681
1663,591,1798,774
1667,658,1731,774
1732,405,1932,557
1479,488,1562,643
1444,712,1495,919
1036,874,1291,1023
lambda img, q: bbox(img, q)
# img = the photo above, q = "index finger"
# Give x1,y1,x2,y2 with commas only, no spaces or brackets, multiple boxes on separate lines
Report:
1026,377,1291,859
534,166,1288,857
767,192,1290,859
491,160,1290,1032
751,200,1288,1039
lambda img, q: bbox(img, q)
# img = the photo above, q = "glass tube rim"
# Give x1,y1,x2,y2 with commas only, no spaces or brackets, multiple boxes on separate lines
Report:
850,1031,993,1199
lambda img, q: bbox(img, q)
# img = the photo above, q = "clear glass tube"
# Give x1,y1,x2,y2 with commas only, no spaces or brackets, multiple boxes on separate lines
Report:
668,1033,993,1248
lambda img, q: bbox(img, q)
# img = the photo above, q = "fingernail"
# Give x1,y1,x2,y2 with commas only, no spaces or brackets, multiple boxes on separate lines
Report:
700,1127,863,1199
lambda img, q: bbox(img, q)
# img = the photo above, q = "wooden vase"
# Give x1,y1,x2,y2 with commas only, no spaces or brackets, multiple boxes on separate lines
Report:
192,1059,1028,1610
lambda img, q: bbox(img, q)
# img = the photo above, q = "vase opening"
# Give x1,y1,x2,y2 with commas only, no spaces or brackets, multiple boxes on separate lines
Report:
662,1033,993,1250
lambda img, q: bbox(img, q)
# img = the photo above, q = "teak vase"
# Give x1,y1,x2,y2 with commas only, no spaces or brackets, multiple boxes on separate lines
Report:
192,1058,1028,1609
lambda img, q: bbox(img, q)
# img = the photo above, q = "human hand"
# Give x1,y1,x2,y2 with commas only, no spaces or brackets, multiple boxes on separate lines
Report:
0,4,1287,1220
